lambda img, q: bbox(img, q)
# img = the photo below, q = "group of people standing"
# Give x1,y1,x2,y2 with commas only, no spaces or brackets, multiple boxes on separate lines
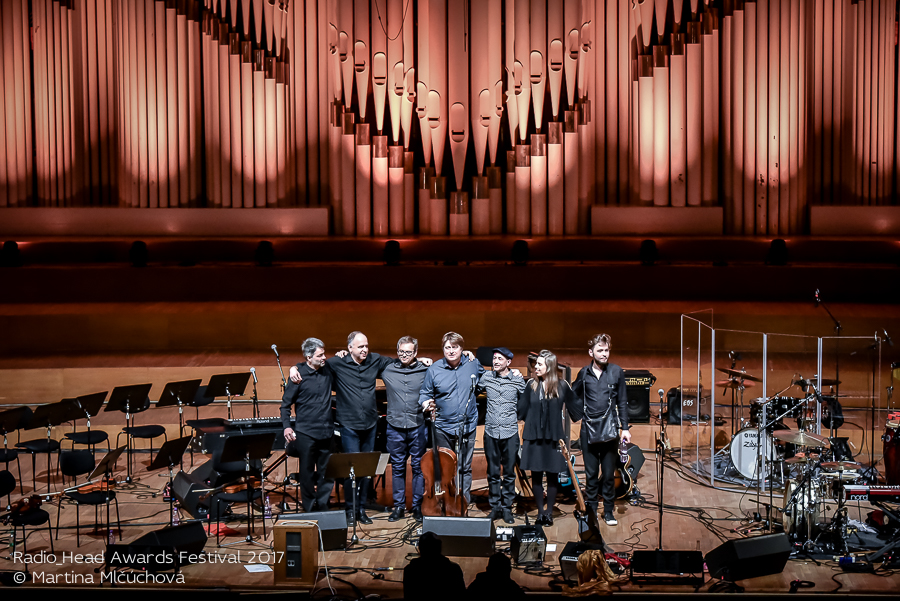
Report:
280,331,630,528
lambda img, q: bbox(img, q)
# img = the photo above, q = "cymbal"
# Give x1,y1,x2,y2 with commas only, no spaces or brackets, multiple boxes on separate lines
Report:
785,454,820,465
821,461,862,471
772,430,830,447
717,378,756,390
716,367,762,382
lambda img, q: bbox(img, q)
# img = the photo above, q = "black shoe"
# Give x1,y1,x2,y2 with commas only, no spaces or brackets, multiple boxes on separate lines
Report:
487,507,501,521
411,506,423,522
357,509,373,525
603,510,618,526
388,506,405,522
345,509,356,526
501,508,515,524
534,514,547,526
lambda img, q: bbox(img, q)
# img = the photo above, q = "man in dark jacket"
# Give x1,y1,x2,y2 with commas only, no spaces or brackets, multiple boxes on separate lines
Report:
569,333,630,526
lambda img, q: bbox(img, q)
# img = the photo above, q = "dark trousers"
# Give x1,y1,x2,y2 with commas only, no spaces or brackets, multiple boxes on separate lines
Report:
580,431,618,512
340,425,376,511
292,432,334,512
386,422,427,508
483,434,519,510
434,428,475,503
531,471,560,517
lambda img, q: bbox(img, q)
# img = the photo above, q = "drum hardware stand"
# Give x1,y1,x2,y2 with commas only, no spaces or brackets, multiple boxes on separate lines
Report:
754,396,805,531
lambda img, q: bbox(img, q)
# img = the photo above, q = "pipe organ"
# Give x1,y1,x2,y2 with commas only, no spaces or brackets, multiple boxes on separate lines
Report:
0,0,897,235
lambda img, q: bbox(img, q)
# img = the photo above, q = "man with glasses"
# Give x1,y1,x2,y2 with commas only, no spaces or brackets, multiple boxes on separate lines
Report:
380,336,430,522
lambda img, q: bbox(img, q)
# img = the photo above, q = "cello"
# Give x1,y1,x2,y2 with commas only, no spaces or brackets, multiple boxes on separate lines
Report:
421,408,467,517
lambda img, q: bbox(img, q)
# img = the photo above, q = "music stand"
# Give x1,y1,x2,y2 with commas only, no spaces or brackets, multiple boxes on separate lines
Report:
216,432,275,548
325,452,384,546
148,436,193,526
205,373,252,420
66,391,109,452
155,379,202,436
104,383,154,483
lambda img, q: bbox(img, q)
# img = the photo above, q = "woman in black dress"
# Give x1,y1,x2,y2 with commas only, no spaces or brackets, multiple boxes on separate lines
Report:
518,350,573,525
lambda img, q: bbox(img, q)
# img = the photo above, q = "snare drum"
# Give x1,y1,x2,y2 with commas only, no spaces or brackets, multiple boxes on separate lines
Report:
782,477,822,539
883,418,900,486
729,427,774,480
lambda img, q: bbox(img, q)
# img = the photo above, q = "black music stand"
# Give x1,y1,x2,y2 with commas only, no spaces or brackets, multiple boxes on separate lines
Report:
0,406,33,502
148,436,193,526
104,383,154,483
214,432,275,548
66,391,109,452
325,452,383,546
16,400,81,491
156,379,203,437
205,373,252,420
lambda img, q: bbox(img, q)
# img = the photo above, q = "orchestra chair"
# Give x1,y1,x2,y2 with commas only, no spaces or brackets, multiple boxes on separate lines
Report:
0,470,54,554
205,437,269,548
15,437,61,492
64,391,110,455
114,395,168,476
0,448,23,507
54,451,121,548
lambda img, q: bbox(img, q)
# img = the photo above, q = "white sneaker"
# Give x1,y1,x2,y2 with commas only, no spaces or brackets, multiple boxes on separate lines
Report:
603,511,618,526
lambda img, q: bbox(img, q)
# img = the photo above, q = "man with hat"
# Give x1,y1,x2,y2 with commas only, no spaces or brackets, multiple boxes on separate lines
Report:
477,347,526,524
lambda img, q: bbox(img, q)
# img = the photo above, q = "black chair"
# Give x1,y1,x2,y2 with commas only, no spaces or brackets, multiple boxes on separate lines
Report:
0,448,23,507
205,445,266,547
114,396,168,476
65,429,110,452
14,437,61,491
0,469,54,554
54,451,121,547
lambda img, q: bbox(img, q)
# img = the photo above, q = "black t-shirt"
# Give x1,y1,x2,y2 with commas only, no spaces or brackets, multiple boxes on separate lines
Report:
280,362,334,439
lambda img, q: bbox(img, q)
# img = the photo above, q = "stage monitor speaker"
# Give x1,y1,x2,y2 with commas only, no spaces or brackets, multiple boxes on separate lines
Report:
107,522,209,572
172,470,211,519
704,532,791,582
629,549,704,584
559,541,606,582
510,524,546,565
422,516,495,557
273,522,319,587
623,370,655,424
278,511,348,550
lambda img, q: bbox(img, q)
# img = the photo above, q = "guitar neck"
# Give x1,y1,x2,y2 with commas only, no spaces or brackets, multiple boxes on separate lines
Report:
558,440,587,513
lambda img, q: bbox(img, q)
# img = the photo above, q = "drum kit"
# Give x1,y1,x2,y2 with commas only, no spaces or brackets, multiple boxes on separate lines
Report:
717,367,863,551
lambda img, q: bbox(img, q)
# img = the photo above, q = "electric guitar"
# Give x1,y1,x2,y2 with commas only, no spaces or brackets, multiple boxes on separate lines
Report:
558,439,603,543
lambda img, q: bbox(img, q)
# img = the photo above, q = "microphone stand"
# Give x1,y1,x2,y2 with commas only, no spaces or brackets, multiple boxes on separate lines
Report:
250,371,260,419
272,346,287,393
815,289,842,426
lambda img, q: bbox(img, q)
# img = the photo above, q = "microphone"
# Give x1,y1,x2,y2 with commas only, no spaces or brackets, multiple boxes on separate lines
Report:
814,289,821,306
471,374,477,393
658,388,665,401
271,344,280,359
250,367,258,384
884,329,894,347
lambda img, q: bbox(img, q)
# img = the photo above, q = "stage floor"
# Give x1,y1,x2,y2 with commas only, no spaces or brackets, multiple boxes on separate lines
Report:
2,404,898,598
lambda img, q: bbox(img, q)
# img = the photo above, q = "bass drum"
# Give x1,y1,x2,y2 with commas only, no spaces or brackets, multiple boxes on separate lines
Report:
729,427,774,480
782,478,821,539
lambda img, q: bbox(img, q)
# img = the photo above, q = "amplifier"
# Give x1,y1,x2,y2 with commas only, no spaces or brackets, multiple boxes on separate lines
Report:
422,516,495,557
623,369,656,424
510,524,546,565
559,541,606,582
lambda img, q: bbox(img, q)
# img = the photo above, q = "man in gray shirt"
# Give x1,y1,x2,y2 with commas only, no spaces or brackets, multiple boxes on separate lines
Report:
477,347,526,524
381,335,430,522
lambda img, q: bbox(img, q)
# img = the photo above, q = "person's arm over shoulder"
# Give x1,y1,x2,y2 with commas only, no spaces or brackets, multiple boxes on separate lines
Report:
475,371,490,394
372,352,393,374
510,370,527,393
